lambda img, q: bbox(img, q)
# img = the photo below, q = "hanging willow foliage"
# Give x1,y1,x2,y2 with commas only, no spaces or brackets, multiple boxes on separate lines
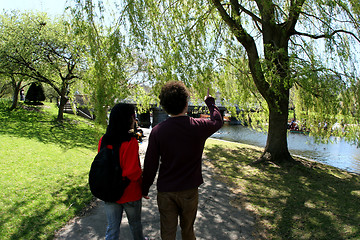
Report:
71,0,360,160
67,0,153,125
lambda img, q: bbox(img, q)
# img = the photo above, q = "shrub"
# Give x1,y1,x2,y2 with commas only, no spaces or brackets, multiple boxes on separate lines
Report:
25,82,46,105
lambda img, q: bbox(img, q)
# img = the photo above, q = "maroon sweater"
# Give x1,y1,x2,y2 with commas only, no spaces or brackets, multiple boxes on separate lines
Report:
142,97,223,196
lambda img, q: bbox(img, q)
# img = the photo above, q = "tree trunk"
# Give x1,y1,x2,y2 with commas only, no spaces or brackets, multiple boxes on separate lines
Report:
57,94,67,122
56,85,68,122
259,106,294,163
10,90,19,110
10,80,22,111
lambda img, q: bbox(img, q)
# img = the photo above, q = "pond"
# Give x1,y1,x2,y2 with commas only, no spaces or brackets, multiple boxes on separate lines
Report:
212,124,360,174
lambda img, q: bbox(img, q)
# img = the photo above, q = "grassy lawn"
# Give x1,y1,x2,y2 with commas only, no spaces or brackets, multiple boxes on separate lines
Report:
0,100,103,239
204,138,360,240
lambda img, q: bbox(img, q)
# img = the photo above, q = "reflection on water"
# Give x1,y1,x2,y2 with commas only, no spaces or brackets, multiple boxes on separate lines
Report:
212,125,360,174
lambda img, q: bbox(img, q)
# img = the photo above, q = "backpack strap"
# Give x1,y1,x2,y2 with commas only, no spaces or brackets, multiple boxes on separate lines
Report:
100,139,121,168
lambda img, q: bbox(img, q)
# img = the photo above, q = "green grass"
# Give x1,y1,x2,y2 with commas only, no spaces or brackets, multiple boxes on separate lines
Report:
0,100,103,239
204,139,360,240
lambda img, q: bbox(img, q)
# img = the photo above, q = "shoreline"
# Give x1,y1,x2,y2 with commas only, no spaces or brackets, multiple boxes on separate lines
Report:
209,136,360,176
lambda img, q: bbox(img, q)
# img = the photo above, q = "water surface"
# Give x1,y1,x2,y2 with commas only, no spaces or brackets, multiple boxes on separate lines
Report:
212,125,360,174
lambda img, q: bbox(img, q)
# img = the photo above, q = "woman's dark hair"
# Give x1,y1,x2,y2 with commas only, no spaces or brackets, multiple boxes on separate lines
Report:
159,81,190,115
102,103,135,145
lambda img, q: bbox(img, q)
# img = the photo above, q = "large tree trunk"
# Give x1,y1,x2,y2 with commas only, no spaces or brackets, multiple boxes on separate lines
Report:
57,95,67,122
10,89,19,110
260,105,293,163
255,83,295,164
10,79,22,111
56,85,68,122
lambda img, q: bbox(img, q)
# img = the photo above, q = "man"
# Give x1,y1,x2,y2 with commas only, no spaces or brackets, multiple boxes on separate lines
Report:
142,81,223,240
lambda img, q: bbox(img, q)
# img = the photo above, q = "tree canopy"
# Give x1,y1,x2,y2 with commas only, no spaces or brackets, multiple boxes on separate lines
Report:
67,0,153,125
1,1,359,163
115,0,360,163
0,11,85,121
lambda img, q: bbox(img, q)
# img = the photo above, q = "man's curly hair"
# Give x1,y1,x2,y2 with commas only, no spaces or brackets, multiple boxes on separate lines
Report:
159,81,190,115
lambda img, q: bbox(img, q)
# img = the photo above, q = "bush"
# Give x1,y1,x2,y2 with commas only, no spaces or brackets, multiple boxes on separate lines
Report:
25,82,46,105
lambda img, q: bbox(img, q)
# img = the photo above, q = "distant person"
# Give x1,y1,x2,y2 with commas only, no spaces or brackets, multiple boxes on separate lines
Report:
98,103,145,240
134,118,144,142
142,81,223,240
20,88,25,101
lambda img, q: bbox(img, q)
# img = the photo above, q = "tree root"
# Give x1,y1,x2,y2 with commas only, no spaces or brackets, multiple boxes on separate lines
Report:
250,151,298,167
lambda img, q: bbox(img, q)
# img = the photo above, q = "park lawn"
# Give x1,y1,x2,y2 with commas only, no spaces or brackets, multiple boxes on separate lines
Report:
0,100,103,240
204,138,360,240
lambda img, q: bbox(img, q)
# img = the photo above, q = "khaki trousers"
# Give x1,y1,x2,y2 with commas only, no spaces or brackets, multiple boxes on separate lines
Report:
157,188,198,240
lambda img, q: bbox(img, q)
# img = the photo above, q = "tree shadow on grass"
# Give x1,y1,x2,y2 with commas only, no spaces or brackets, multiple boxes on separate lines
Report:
0,104,102,150
0,103,98,239
0,172,93,240
205,143,360,239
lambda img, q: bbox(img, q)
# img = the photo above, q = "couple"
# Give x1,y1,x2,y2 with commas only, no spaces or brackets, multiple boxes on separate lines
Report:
99,81,223,240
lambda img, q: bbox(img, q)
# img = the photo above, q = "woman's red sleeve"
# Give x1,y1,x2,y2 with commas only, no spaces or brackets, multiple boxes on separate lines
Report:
120,138,142,181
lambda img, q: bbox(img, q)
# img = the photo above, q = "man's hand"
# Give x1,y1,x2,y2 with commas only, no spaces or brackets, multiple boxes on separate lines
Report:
204,87,213,101
204,95,212,101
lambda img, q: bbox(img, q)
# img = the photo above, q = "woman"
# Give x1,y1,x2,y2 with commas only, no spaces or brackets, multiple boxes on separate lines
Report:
98,103,144,240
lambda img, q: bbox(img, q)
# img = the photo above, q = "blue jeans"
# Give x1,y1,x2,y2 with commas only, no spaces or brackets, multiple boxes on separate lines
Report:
104,200,144,240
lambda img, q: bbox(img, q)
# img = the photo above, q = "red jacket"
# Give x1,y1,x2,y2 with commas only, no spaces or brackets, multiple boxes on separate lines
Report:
98,137,142,204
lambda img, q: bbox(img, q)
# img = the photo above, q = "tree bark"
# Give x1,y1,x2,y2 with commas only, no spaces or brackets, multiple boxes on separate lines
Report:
260,104,294,163
10,89,19,110
10,78,22,111
56,84,68,122
57,95,68,122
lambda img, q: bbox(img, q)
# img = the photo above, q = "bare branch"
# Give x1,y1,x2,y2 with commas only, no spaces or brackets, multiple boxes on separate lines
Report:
300,11,331,29
230,0,262,24
211,0,251,45
284,0,306,35
212,0,270,99
294,29,360,43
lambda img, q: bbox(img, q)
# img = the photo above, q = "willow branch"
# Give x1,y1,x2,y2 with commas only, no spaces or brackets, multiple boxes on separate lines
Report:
230,0,262,24
294,29,360,43
284,0,306,35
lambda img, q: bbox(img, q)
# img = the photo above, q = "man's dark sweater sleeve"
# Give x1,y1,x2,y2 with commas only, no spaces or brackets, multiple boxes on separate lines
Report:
142,131,159,196
204,96,223,132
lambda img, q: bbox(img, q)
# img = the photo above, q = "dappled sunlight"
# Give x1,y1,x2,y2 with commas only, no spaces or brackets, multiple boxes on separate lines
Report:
204,139,360,239
0,103,102,150
0,171,92,239
0,102,98,239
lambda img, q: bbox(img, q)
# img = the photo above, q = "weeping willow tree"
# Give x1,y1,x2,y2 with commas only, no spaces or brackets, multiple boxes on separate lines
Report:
71,1,360,163
67,0,152,125
115,0,360,164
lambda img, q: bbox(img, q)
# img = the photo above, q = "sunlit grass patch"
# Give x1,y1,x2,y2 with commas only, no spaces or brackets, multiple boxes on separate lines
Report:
0,101,103,239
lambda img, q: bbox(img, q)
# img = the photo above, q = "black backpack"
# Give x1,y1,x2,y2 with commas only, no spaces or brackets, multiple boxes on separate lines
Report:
89,143,130,202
